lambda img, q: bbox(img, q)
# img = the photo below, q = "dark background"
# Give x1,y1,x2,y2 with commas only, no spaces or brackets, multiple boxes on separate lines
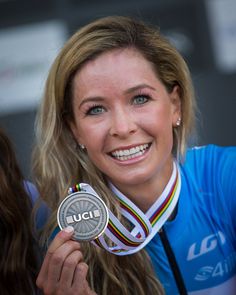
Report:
0,0,235,178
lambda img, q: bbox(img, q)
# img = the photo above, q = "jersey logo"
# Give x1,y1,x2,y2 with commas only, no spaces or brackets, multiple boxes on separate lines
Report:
194,252,236,281
187,231,226,261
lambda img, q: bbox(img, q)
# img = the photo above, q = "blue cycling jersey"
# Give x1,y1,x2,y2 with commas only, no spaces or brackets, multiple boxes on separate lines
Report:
145,145,236,294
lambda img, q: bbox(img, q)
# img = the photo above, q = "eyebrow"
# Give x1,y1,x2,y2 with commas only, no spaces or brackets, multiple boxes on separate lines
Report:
78,96,104,109
124,83,156,94
78,83,156,108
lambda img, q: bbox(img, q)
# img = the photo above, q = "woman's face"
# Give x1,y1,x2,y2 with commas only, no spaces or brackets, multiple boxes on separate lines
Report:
70,48,181,191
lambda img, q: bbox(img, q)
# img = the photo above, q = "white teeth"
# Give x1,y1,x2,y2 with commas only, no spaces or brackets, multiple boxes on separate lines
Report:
111,144,149,160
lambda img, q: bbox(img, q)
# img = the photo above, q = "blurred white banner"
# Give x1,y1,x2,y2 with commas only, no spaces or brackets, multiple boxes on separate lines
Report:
0,20,67,114
206,0,236,73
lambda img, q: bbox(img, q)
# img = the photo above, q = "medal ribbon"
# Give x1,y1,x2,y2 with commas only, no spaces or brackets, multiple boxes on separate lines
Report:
68,161,181,256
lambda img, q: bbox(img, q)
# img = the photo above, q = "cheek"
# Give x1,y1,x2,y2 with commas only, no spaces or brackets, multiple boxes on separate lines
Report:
141,107,173,133
148,122,173,142
79,123,107,150
141,111,174,150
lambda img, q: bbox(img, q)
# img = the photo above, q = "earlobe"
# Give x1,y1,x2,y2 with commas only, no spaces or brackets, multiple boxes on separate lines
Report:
170,85,181,124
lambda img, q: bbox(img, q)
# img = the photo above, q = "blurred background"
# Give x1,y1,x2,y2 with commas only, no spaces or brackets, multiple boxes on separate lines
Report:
0,0,235,178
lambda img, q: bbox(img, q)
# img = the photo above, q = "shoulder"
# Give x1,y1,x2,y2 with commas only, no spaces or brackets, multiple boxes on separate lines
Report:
184,144,236,171
183,144,236,199
181,145,236,234
186,143,236,157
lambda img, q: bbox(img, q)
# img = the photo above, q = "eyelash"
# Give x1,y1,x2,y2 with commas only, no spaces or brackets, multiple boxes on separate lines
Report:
133,93,151,105
84,93,151,116
85,104,105,116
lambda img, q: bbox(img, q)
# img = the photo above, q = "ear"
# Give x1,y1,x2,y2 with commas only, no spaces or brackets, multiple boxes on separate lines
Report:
170,85,181,125
68,120,84,146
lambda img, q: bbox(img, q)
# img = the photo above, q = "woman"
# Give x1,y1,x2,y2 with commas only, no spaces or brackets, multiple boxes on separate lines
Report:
33,16,236,294
0,128,40,294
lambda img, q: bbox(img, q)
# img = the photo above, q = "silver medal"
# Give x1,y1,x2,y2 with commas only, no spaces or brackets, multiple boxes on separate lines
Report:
57,191,109,241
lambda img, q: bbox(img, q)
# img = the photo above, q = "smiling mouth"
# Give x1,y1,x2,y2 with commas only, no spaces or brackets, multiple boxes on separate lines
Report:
110,143,151,161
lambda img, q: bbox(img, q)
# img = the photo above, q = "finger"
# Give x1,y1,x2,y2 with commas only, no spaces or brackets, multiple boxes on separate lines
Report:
48,226,75,254
47,239,81,284
73,263,97,294
36,226,75,289
59,250,84,289
36,252,50,289
73,262,89,289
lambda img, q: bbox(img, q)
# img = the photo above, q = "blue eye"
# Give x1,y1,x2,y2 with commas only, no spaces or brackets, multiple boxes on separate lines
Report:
86,105,105,115
133,95,149,105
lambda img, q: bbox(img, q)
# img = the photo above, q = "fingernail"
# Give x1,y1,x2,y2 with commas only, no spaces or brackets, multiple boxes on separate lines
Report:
64,226,74,233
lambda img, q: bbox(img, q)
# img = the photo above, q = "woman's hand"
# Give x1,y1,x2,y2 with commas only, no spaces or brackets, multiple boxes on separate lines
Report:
36,226,97,295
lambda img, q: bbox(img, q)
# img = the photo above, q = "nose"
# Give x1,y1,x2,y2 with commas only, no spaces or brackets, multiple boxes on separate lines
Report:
109,107,137,138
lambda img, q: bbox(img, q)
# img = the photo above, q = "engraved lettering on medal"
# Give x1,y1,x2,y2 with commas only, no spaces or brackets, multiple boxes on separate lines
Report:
66,209,101,224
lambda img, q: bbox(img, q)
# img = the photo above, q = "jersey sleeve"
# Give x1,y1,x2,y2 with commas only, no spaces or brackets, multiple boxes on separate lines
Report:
216,146,236,228
187,145,236,240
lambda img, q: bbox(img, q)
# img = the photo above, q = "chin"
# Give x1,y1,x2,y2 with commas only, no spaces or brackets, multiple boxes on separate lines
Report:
113,172,151,187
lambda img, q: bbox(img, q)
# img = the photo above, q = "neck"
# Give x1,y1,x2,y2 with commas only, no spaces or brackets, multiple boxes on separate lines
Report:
111,160,174,212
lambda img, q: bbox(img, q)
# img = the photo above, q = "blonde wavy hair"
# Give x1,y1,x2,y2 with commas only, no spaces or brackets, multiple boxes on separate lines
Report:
33,15,196,294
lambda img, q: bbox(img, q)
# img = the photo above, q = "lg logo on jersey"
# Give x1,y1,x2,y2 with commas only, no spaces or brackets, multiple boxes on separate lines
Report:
187,231,226,261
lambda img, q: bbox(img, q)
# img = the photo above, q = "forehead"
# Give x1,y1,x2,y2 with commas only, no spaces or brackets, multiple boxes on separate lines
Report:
73,48,158,89
81,47,146,66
